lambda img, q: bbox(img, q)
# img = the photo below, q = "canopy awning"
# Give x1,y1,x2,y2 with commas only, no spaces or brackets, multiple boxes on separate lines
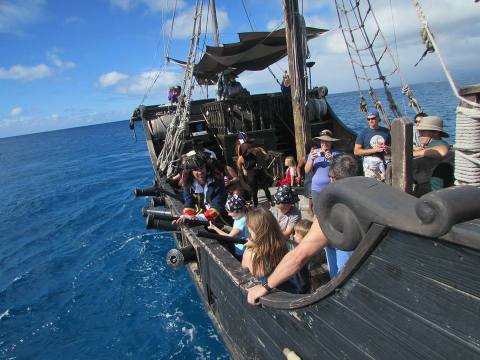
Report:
168,27,328,84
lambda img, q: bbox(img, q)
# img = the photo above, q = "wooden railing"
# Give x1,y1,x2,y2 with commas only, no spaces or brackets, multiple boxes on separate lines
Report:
201,93,292,136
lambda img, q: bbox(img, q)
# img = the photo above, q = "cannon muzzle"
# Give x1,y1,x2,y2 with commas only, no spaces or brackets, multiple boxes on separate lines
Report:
166,246,196,269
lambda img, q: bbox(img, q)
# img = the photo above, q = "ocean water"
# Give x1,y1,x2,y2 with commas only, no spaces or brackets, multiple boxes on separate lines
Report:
0,81,458,359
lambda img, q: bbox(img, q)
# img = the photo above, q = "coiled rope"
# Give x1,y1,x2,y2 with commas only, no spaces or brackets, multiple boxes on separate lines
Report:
454,106,480,186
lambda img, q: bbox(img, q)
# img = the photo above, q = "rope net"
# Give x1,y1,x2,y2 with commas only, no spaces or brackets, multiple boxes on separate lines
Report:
334,0,423,126
156,0,204,177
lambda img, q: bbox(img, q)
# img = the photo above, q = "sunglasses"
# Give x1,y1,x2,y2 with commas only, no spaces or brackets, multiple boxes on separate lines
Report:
367,117,377,120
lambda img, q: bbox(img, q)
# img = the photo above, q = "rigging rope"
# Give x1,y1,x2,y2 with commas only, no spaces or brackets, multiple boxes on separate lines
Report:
156,0,204,177
335,0,425,126
139,0,179,106
240,0,282,85
411,0,480,109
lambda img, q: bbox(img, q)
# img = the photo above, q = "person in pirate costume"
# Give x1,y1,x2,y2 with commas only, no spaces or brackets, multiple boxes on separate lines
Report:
173,152,230,225
236,141,273,207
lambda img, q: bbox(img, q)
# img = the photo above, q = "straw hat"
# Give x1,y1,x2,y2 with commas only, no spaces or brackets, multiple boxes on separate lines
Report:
416,116,449,138
314,129,340,142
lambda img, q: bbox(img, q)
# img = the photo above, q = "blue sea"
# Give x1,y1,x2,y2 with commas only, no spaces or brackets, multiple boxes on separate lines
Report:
0,81,459,359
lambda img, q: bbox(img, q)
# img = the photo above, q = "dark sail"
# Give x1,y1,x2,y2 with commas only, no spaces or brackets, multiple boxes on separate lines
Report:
168,27,327,84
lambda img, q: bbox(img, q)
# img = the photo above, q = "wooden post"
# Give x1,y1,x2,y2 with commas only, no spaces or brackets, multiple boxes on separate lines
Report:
210,0,220,46
283,0,310,162
391,117,413,193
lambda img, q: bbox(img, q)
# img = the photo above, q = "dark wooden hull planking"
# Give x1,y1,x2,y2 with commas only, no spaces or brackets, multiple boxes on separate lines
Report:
133,92,480,359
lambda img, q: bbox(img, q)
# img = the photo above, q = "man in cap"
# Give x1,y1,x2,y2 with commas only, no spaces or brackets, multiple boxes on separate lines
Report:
413,115,450,191
354,109,391,181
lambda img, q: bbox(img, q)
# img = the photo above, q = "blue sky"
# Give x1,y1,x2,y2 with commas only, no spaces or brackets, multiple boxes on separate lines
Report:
1,0,479,138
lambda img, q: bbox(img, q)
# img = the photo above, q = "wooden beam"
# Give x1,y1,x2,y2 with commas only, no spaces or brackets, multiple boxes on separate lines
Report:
391,117,413,193
283,0,310,162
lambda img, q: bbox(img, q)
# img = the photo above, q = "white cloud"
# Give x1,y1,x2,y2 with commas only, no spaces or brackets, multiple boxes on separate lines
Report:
0,64,53,81
164,6,229,39
0,0,46,34
47,50,76,70
116,70,181,95
0,50,76,82
98,71,129,87
97,69,182,97
110,0,186,13
9,107,22,116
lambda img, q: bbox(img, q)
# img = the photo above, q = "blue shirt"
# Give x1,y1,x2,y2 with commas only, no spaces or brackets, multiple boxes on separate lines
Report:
324,247,353,278
355,127,391,160
308,151,339,192
233,216,248,255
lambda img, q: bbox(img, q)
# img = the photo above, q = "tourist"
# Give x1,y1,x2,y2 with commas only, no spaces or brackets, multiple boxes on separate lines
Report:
270,185,301,240
242,207,308,294
276,156,297,187
305,129,340,212
208,193,249,256
246,154,358,304
413,112,428,147
354,109,391,181
413,115,450,191
293,219,313,245
222,73,247,99
280,71,291,96
296,141,317,217
237,142,273,207
168,86,178,104
173,152,228,224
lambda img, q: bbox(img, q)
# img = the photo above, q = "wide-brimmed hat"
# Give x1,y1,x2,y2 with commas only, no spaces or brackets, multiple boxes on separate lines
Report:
416,116,449,138
314,129,340,142
225,193,246,212
273,185,299,205
182,151,206,170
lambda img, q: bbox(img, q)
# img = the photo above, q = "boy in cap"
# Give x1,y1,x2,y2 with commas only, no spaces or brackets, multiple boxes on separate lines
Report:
270,185,302,240
354,109,391,181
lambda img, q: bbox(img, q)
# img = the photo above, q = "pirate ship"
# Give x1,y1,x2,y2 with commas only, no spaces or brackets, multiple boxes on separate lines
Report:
130,0,480,358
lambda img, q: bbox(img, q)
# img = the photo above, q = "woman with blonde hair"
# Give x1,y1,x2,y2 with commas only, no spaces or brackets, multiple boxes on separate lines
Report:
242,207,308,294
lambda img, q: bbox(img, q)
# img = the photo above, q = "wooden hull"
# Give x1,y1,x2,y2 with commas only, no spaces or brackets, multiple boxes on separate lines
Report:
166,190,480,359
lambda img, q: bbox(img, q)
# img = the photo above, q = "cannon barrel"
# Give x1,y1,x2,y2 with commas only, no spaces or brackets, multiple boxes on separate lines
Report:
166,246,197,269
142,206,171,218
133,187,161,197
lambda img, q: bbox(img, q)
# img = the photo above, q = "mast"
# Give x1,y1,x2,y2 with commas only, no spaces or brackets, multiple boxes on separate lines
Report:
283,0,310,162
210,0,220,46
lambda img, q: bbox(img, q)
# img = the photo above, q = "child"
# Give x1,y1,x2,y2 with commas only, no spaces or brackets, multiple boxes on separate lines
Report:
276,156,297,187
208,193,248,256
292,219,327,291
242,208,308,294
270,185,301,240
293,219,313,245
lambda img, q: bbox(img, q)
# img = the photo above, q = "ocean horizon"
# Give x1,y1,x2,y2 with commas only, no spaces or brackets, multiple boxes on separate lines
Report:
0,80,463,140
